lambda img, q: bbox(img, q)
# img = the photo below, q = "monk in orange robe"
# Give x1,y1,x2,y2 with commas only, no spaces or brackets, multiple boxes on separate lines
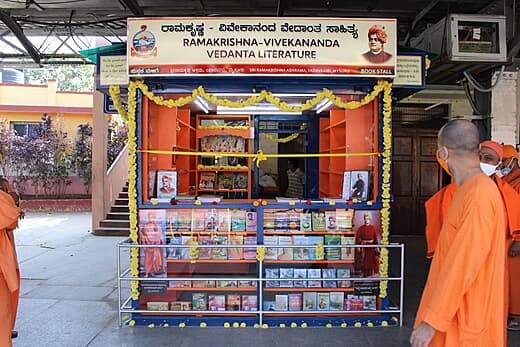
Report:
355,212,379,277
140,211,165,277
500,144,520,330
411,120,506,347
0,179,23,347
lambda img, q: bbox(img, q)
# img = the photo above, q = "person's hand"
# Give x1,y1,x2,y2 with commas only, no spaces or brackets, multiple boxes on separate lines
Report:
410,322,435,347
510,240,520,257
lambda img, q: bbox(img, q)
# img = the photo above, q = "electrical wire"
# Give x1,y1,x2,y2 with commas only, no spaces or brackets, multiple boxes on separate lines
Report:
462,65,505,93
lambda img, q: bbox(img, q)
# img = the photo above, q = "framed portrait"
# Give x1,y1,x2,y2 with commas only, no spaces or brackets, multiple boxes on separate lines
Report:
350,170,369,201
157,170,177,201
353,210,381,277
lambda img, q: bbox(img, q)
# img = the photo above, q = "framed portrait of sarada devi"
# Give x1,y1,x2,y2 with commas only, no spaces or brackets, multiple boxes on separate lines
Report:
157,170,177,201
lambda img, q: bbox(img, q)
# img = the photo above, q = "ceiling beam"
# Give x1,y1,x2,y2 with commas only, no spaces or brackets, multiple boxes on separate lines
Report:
0,10,41,65
118,0,144,16
402,0,440,45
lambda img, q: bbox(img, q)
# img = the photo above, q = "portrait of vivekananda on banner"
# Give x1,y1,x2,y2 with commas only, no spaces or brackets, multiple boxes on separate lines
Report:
362,25,393,64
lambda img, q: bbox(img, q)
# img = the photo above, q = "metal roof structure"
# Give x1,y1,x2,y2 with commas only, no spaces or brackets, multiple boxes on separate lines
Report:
0,0,518,83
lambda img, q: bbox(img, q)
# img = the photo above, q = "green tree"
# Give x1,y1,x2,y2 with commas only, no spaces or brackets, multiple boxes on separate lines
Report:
23,65,94,92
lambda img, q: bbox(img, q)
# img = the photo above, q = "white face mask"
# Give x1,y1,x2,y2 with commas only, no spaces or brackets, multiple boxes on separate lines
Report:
480,162,499,176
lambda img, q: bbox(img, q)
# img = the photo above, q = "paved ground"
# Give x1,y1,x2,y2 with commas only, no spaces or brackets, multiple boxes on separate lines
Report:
10,212,520,346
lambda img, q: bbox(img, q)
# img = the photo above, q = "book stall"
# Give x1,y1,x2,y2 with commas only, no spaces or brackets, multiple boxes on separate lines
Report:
107,16,420,329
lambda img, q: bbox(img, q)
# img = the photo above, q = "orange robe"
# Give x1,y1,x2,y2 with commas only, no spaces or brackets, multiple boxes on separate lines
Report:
501,169,520,316
414,174,506,346
0,190,21,347
424,183,457,258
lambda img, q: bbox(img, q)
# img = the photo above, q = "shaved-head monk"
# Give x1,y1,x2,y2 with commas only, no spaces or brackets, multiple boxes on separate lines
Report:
411,120,506,347
0,177,23,346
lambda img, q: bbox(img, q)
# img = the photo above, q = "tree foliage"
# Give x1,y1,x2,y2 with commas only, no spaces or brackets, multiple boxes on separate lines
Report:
107,116,128,169
23,65,94,92
74,123,93,194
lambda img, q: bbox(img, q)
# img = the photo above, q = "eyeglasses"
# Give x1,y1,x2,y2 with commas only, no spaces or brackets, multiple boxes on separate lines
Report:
369,37,380,42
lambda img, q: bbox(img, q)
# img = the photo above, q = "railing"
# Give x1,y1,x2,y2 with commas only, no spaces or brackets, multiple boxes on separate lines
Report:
117,240,404,327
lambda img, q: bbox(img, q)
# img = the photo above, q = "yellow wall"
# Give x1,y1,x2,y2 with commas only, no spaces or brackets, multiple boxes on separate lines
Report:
0,80,93,140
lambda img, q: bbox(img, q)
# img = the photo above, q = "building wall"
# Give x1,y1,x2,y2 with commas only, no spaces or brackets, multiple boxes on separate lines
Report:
0,80,94,196
490,71,519,146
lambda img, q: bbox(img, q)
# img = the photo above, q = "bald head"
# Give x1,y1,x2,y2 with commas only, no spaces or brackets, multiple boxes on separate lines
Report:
438,119,480,155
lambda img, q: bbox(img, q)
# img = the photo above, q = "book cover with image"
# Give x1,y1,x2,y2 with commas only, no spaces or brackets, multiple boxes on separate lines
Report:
263,301,276,311
341,236,355,261
288,293,302,311
322,268,337,288
231,209,246,231
324,234,341,260
197,235,213,260
208,295,226,311
350,170,369,201
228,235,244,259
238,280,256,288
263,210,275,230
288,209,300,230
211,235,228,259
138,209,167,278
157,170,177,201
242,295,258,311
330,292,345,311
325,211,337,231
166,236,181,259
180,236,195,260
192,280,215,288
199,172,216,190
176,209,191,231
226,294,241,311
293,268,307,288
336,209,354,230
275,295,288,311
277,235,293,260
243,236,257,259
293,235,308,260
245,211,257,231
217,210,231,232
337,268,352,288
218,172,234,190
303,292,317,311
306,235,323,260
169,280,190,288
193,209,206,231
264,235,278,260
216,280,237,288
279,268,294,287
265,268,279,288
311,212,326,231
192,293,207,311
300,212,312,231
275,211,289,230
307,268,322,288
341,171,352,200
204,209,218,231
363,295,377,310
233,173,248,189
317,293,330,311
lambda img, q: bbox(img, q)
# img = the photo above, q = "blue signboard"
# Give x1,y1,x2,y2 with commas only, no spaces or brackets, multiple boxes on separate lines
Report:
104,94,126,114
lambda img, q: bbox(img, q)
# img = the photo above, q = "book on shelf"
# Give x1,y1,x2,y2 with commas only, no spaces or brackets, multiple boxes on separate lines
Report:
322,268,337,288
350,170,369,201
317,293,330,311
363,295,377,310
217,210,231,232
288,210,300,231
204,209,218,231
277,235,293,261
264,235,278,260
274,211,289,230
192,293,208,311
238,280,256,288
242,295,257,311
177,209,191,231
293,235,309,260
279,268,294,287
336,209,354,230
197,195,222,203
200,119,225,127
303,292,317,311
156,170,177,201
216,280,237,288
275,294,288,311
307,268,322,288
341,236,355,261
330,292,345,311
325,211,337,231
147,302,169,311
245,212,257,231
233,173,248,190
263,210,276,231
337,268,352,288
200,134,219,151
341,171,352,200
211,235,228,259
346,295,364,311
166,210,177,232
228,235,244,259
170,301,192,311
192,280,216,288
197,235,213,260
288,293,302,311
263,300,276,311
208,295,226,311
324,234,341,260
300,212,312,231
199,172,216,190
180,236,195,260
312,212,326,231
231,209,246,231
306,236,324,260
169,280,190,288
193,209,206,231
243,236,257,259
166,236,182,259
265,268,280,288
293,268,307,288
226,294,241,311
218,172,234,190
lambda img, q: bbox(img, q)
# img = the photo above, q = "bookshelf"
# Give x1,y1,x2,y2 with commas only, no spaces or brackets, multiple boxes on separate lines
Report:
195,114,252,199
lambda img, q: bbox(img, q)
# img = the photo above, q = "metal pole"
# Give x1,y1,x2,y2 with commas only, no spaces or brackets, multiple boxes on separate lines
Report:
117,242,122,327
399,244,405,327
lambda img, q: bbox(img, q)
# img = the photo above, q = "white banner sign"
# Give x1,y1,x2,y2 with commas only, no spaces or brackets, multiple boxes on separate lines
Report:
127,17,396,78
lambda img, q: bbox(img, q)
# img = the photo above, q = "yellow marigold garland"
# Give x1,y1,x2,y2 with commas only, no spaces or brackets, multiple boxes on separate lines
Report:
262,123,307,143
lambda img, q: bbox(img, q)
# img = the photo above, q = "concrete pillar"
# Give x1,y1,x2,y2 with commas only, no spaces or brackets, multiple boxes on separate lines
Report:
490,70,519,145
91,91,108,230
47,79,57,106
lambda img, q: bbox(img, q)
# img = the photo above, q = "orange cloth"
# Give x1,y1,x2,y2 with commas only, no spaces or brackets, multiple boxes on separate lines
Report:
0,189,21,347
502,145,518,159
503,167,520,193
424,183,457,258
481,140,504,159
414,174,506,346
